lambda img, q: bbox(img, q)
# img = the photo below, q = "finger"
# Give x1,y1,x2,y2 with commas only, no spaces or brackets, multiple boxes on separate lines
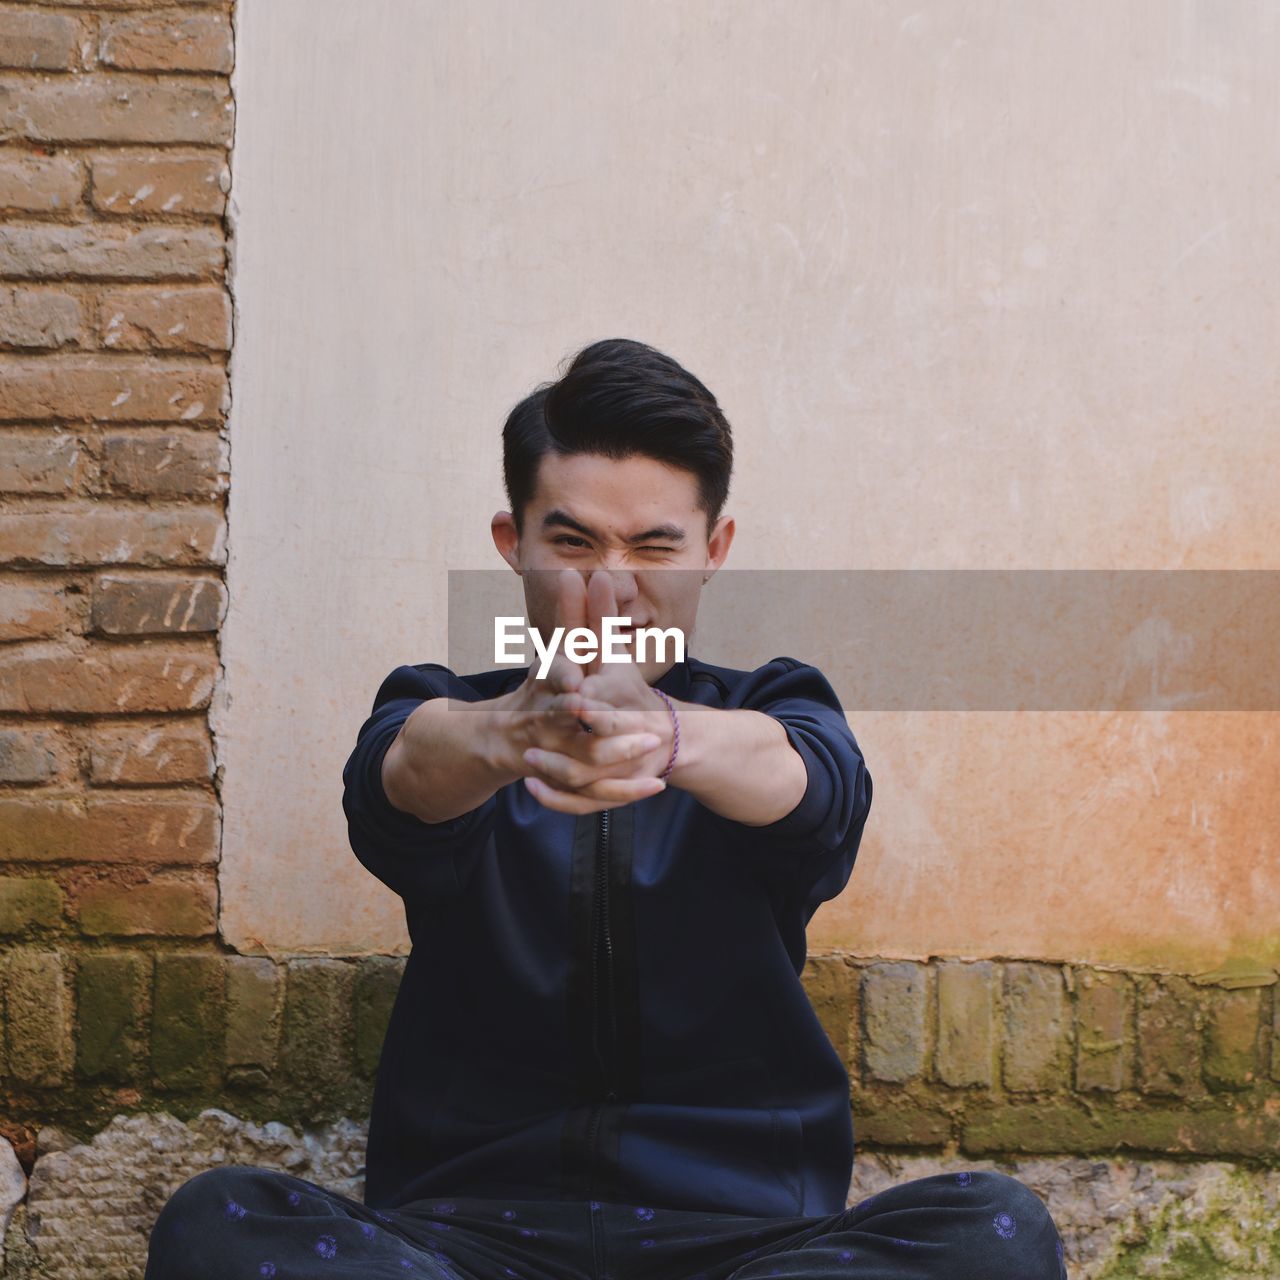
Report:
585,569,619,678
535,688,597,733
523,733,661,788
564,772,666,802
581,730,663,767
578,671,636,704
567,695,638,738
524,773,665,814
527,694,647,752
523,776,613,814
554,568,588,663
522,654,582,709
543,650,585,695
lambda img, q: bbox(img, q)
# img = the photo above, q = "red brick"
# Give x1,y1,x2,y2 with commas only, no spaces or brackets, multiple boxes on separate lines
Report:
0,356,226,421
91,151,227,217
28,0,232,8
0,506,225,566
100,429,225,497
0,576,80,641
0,154,83,213
0,642,218,712
74,874,216,936
0,9,82,71
0,428,81,493
100,12,232,73
0,286,85,349
92,572,224,634
28,1,233,7
0,875,64,933
0,725,62,782
98,285,230,352
0,792,218,863
0,223,223,281
89,718,212,784
0,73,233,145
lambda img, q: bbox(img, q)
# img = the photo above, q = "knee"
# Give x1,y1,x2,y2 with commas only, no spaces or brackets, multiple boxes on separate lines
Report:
976,1169,1054,1219
156,1164,282,1231
145,1167,278,1280
962,1171,1064,1276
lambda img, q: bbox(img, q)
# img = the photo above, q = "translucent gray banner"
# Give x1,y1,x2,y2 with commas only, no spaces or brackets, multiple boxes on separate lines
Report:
445,569,1280,710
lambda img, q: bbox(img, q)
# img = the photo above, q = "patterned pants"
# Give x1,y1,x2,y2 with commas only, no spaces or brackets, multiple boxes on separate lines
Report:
143,1165,1069,1280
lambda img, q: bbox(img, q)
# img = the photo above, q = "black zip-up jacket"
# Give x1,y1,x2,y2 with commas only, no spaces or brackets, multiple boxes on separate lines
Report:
342,653,872,1217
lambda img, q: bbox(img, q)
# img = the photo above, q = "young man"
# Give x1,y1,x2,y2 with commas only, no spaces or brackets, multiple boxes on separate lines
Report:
144,339,1067,1279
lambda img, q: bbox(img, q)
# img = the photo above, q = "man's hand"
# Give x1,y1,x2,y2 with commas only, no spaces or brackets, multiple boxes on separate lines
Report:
498,569,672,815
384,569,669,824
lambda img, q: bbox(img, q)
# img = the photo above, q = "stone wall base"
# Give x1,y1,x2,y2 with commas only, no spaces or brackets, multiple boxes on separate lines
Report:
3,1110,1278,1280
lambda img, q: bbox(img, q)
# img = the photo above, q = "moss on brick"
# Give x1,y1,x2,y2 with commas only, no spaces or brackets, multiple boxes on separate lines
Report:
279,958,356,1111
225,955,281,1075
151,952,224,1090
0,878,64,935
75,952,148,1084
5,947,1278,1174
800,954,856,1067
963,1098,1280,1161
4,948,71,1087
353,956,404,1079
851,1080,955,1147
1203,988,1263,1089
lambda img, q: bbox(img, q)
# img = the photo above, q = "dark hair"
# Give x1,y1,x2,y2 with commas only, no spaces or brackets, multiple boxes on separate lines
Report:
502,338,734,540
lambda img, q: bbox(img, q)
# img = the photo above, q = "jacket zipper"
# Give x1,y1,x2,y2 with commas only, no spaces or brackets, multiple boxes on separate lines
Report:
586,806,618,1192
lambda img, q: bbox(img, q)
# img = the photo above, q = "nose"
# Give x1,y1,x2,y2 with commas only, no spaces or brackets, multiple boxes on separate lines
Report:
588,565,640,613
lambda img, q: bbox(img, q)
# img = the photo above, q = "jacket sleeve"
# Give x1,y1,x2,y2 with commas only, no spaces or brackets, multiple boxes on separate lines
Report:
341,663,496,901
733,656,873,912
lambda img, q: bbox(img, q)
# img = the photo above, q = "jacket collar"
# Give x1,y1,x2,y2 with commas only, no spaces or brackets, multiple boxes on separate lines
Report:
652,654,692,700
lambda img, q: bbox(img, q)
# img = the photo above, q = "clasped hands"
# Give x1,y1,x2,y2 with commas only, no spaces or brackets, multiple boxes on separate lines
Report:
501,569,676,815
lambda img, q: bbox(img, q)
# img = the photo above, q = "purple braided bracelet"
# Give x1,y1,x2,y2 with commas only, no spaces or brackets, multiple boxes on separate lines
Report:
651,687,680,780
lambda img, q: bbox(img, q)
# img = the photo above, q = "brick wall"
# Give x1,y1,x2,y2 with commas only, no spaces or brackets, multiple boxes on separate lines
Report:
806,956,1279,1160
0,0,233,1168
3,945,1277,1177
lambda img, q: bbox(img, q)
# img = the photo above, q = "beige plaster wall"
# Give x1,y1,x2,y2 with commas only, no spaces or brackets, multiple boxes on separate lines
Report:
220,1,1280,969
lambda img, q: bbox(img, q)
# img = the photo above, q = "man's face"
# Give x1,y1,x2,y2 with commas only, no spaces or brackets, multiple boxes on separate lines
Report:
492,451,734,681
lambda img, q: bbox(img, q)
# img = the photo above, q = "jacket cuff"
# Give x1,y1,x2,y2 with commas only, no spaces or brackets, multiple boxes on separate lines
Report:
748,718,832,845
352,714,475,846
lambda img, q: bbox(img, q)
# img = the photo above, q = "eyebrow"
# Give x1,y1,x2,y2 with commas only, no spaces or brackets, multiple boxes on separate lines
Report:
541,508,687,544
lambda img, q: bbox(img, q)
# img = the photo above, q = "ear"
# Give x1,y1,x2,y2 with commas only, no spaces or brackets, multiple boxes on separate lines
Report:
492,511,521,571
705,514,735,573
